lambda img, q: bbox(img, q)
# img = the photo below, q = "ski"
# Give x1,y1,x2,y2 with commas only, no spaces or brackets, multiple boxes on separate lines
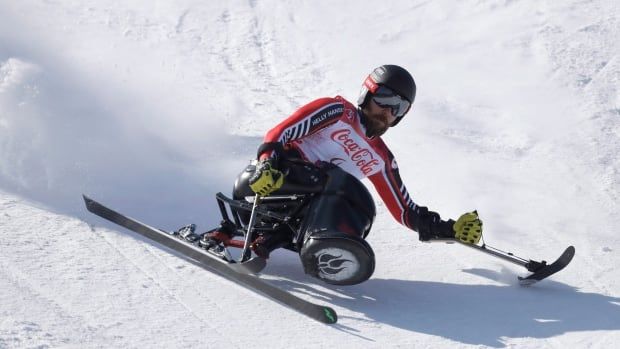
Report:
518,246,575,286
82,195,338,324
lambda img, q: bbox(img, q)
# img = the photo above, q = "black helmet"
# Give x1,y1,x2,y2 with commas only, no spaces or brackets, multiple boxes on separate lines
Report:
357,65,416,126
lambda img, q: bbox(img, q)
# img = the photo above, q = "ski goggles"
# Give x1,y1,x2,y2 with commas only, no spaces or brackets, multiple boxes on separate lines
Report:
371,86,411,118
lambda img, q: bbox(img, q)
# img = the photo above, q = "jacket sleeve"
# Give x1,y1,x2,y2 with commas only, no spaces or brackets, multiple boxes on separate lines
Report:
258,97,345,160
367,148,455,241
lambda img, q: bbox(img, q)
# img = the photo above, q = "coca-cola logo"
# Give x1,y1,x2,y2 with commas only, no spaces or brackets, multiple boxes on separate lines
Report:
330,129,381,175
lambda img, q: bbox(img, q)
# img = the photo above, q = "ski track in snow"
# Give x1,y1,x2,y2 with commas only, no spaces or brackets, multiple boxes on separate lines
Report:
0,198,120,347
1,0,620,348
92,229,243,348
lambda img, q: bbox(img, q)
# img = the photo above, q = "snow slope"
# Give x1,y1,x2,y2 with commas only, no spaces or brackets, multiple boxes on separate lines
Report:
1,0,619,348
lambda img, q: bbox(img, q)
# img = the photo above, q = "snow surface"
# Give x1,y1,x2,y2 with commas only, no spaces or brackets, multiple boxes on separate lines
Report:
1,0,619,348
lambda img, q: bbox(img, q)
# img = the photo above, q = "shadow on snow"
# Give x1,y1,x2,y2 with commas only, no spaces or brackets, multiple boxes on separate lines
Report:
266,256,620,347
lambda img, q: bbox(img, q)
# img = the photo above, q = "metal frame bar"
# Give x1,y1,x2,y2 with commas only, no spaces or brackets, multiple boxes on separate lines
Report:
429,237,545,272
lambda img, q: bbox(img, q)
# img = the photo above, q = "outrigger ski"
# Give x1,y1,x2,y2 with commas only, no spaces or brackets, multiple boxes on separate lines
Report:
428,236,575,285
517,246,575,286
455,240,575,286
82,195,338,325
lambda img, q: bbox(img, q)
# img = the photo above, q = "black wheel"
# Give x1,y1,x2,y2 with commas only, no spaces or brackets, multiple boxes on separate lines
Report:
300,236,375,286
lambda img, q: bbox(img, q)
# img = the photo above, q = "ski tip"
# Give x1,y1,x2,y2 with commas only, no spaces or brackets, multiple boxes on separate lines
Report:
322,306,338,324
82,194,94,204
82,194,96,212
563,245,576,262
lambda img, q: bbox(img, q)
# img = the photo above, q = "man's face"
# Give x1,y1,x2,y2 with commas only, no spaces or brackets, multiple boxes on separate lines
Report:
362,98,399,138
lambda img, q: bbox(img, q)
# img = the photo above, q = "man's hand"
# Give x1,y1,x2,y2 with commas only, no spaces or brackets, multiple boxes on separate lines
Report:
453,211,483,244
248,160,284,196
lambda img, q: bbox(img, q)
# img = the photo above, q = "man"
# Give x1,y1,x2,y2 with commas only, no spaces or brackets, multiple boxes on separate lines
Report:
247,64,482,250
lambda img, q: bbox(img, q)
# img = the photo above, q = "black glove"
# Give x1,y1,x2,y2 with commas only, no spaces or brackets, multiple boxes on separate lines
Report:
414,206,456,241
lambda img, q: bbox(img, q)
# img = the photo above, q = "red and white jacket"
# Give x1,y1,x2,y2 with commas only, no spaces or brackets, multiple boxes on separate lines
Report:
259,96,454,240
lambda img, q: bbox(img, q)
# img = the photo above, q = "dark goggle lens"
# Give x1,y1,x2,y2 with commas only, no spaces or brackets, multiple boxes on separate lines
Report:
372,86,411,118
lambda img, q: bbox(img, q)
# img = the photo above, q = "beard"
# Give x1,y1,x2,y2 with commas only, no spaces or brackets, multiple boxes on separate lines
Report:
364,113,390,138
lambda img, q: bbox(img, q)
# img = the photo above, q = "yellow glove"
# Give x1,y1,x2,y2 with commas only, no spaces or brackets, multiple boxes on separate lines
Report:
453,211,483,244
248,160,284,196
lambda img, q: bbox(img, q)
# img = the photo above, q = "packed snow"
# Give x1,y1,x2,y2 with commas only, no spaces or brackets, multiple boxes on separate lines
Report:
1,0,619,348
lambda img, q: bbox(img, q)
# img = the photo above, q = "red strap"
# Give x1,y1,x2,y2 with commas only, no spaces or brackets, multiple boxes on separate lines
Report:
363,75,379,93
